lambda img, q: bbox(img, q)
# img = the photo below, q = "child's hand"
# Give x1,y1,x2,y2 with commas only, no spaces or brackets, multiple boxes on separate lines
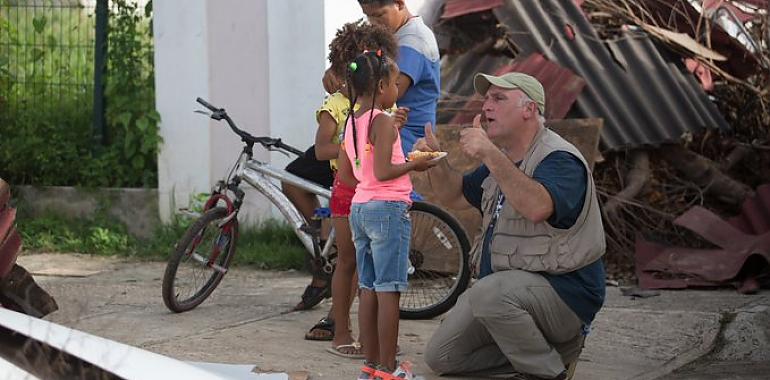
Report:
322,68,342,94
393,107,410,129
410,155,438,172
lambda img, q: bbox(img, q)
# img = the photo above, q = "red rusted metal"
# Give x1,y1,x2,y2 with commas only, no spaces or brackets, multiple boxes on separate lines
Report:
441,0,503,19
446,53,586,126
636,184,770,293
685,59,715,91
436,0,730,150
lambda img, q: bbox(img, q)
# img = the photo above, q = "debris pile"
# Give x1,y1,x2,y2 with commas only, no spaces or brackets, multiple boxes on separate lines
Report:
426,0,770,288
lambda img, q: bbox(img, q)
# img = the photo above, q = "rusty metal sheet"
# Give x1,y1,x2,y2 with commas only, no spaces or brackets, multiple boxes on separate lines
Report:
0,178,9,211
439,53,586,125
0,229,21,279
636,184,770,293
490,0,730,150
642,0,762,79
441,0,503,19
704,0,763,23
496,54,587,121
0,208,16,244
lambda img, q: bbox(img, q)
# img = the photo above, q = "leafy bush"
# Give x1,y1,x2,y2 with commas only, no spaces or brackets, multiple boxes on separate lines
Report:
0,0,159,188
103,0,161,187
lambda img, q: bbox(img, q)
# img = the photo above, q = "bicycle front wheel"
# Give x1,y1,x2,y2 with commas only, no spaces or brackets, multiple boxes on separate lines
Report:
401,201,471,319
162,207,238,313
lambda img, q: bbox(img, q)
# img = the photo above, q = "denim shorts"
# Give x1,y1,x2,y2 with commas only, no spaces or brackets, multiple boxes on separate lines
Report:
349,201,411,292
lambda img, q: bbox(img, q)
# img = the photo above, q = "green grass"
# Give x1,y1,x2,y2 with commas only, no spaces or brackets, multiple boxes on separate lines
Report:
15,212,307,271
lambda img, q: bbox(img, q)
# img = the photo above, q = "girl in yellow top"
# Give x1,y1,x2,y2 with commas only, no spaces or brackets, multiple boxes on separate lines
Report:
297,22,405,360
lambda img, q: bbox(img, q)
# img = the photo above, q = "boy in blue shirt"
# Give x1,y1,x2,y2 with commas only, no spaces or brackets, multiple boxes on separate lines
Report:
323,0,440,154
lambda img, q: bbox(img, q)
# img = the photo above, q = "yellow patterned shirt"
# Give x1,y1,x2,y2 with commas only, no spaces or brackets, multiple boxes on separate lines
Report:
316,91,395,170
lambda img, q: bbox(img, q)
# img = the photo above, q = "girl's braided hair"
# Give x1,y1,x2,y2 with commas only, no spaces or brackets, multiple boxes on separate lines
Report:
328,20,397,81
345,50,395,168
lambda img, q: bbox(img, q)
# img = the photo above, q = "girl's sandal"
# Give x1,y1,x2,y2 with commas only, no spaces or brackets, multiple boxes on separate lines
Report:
357,362,378,380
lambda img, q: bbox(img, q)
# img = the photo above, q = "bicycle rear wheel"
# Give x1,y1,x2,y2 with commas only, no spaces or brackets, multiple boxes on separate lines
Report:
401,201,470,319
162,207,238,313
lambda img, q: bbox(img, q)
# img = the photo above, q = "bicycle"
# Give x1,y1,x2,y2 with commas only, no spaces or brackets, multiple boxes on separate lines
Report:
161,98,471,319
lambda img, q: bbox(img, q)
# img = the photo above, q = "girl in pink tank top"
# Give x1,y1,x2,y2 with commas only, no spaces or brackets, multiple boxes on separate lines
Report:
336,50,435,379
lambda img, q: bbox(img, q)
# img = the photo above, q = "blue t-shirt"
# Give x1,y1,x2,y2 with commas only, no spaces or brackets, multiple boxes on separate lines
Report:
462,151,606,325
395,16,440,153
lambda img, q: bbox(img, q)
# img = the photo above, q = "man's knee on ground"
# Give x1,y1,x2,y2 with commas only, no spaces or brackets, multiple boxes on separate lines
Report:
424,338,455,375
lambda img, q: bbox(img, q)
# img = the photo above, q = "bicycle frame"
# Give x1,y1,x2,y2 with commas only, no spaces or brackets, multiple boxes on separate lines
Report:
167,98,472,317
193,97,337,269
236,156,336,263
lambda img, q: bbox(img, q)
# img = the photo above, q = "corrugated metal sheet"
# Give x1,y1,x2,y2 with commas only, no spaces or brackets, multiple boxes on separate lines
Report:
494,54,586,120
438,53,508,125
491,0,730,150
439,53,585,125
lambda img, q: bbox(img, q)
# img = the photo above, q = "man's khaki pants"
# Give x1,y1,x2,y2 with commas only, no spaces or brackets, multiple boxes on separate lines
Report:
425,270,584,379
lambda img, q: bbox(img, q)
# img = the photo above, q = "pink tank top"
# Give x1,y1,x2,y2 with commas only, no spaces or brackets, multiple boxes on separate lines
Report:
343,109,412,204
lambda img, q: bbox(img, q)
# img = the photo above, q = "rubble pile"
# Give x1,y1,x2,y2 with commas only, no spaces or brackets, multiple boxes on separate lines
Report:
427,0,770,287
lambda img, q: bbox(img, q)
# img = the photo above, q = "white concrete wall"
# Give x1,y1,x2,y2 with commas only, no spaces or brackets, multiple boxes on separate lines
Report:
266,1,327,175
205,0,274,225
155,0,325,224
154,0,431,224
323,0,428,63
154,0,211,219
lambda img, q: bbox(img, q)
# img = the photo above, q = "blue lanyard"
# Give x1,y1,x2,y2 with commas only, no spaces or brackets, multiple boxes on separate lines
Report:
480,191,506,278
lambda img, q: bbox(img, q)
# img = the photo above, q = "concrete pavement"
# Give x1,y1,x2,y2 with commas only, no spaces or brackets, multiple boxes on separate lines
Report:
16,253,770,380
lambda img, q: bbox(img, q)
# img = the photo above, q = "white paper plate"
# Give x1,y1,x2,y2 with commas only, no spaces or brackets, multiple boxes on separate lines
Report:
407,151,447,162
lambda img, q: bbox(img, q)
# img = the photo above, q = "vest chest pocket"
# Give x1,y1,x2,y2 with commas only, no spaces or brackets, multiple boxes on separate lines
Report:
490,233,553,272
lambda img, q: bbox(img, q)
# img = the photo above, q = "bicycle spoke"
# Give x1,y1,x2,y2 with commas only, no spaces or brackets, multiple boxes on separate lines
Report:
401,205,468,317
170,214,231,307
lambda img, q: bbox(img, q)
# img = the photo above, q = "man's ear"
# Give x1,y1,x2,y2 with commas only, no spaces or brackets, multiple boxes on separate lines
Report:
395,0,406,10
521,102,537,121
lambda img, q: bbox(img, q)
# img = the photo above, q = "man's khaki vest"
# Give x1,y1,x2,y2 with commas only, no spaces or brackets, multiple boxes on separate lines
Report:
469,127,605,275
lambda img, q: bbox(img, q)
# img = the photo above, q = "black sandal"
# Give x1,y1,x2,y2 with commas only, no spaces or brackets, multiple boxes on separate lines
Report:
293,281,330,311
304,317,335,341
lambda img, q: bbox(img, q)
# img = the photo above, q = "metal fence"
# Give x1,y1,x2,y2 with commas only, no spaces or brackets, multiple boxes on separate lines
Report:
0,0,106,140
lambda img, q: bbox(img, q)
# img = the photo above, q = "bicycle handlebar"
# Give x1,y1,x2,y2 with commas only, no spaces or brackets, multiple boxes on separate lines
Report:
196,97,220,113
195,97,304,157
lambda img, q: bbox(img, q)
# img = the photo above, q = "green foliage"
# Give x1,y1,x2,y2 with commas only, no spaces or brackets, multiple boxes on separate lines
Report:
17,211,307,270
104,0,161,187
0,3,96,185
0,1,160,188
18,212,132,255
